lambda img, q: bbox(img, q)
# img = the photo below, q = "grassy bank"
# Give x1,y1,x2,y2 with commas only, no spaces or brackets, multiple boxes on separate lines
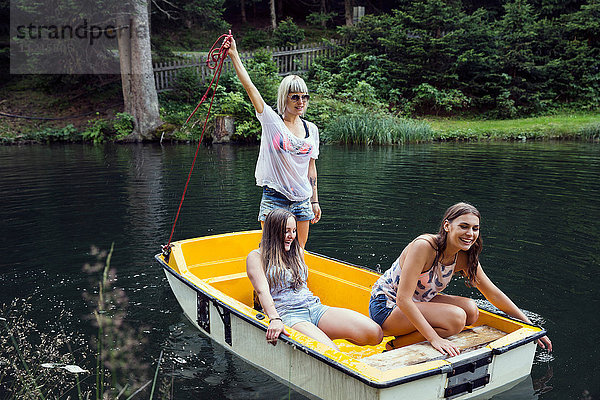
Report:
2,80,599,145
321,112,600,145
426,113,600,141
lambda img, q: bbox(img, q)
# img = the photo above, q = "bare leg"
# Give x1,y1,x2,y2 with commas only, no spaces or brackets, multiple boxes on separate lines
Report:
381,301,467,339
291,321,339,351
296,220,310,248
430,294,479,326
317,307,383,346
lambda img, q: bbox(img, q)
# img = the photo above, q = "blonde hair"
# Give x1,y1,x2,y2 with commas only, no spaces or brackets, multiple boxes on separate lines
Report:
277,75,309,115
260,209,306,289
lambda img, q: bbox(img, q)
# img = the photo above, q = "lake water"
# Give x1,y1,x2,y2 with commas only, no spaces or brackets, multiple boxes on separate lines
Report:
1,142,599,399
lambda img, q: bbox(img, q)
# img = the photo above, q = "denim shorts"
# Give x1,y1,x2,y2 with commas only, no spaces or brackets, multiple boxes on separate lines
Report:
369,294,395,326
279,300,330,328
258,186,315,222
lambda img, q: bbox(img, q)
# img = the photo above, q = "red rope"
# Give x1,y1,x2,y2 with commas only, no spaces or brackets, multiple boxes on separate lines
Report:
163,31,233,256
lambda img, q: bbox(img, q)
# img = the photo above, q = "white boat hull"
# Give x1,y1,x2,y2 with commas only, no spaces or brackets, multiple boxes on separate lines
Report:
163,265,539,400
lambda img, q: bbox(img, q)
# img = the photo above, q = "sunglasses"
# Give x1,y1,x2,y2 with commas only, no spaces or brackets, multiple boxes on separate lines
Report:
288,93,310,102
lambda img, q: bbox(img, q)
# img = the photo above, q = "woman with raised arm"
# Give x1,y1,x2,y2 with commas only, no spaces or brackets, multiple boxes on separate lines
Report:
224,37,320,248
247,208,383,350
369,202,552,356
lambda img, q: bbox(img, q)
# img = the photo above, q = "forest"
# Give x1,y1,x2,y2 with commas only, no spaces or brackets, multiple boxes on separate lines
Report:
1,0,599,143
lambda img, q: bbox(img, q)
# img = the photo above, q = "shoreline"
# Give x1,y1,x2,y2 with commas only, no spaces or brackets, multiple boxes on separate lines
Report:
3,115,598,145
1,85,598,145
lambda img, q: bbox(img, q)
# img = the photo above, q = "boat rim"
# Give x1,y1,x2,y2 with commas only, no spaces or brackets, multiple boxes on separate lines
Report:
155,236,547,389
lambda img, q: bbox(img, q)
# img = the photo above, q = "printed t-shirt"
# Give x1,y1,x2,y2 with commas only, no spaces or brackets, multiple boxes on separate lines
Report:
255,104,319,201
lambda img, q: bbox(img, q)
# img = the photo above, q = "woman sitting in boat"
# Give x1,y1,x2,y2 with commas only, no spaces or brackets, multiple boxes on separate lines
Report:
224,37,320,248
247,208,383,349
369,202,552,356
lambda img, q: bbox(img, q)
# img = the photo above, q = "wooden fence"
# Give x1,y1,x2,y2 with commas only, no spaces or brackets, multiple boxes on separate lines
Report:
153,40,343,93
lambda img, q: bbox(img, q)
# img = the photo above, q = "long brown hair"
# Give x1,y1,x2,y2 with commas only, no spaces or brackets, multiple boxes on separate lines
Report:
260,209,306,289
433,202,483,287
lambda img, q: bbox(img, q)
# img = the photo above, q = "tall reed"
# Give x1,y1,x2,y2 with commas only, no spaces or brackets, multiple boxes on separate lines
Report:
577,122,600,140
0,246,169,399
323,113,435,144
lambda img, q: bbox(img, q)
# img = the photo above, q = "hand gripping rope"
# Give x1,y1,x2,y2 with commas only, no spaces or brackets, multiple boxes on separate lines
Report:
162,31,233,261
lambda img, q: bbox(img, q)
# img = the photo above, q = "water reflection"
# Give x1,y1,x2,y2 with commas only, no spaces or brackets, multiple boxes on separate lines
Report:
1,142,599,399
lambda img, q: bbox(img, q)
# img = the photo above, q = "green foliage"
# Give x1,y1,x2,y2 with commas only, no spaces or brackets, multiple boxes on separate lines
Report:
113,112,135,139
240,28,272,50
152,0,229,34
273,18,305,47
218,91,261,140
410,83,470,115
306,12,337,28
82,114,111,144
323,113,435,144
181,0,229,30
158,98,211,141
313,1,600,117
30,124,80,143
309,53,392,111
427,113,600,140
169,68,204,103
578,123,600,140
151,38,178,62
0,246,169,399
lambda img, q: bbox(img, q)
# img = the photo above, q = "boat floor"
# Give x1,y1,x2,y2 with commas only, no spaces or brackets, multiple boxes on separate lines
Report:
334,325,506,371
353,325,505,371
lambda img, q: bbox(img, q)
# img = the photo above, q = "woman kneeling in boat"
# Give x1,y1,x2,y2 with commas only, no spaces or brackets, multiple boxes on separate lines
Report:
369,202,552,356
247,208,383,349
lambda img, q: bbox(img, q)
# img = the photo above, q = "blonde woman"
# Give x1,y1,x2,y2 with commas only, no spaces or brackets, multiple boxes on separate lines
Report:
247,209,382,350
225,37,320,248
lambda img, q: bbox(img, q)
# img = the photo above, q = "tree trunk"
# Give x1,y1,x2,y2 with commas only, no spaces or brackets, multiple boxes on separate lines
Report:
240,0,247,24
147,0,151,34
345,0,353,26
270,0,276,29
277,0,283,20
117,0,162,141
321,0,327,28
213,115,234,143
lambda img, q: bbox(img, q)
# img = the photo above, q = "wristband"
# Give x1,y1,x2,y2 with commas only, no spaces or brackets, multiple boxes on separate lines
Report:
270,317,282,322
311,201,319,204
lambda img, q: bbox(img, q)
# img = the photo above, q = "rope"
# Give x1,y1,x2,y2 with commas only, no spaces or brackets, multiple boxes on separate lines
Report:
162,30,233,257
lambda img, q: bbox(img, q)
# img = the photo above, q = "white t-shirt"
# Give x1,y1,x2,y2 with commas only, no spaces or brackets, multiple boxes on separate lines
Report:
255,104,319,201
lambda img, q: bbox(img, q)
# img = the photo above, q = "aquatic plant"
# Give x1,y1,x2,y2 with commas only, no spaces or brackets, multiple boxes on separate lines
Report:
83,244,155,398
0,246,168,399
323,113,435,144
577,122,600,140
0,298,90,399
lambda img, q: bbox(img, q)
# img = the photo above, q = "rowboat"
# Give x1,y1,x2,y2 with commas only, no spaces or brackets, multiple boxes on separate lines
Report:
155,230,546,400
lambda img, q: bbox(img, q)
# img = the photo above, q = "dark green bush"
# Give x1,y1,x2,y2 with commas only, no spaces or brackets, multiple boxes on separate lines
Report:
306,12,336,29
168,68,204,103
273,18,305,47
240,28,272,50
113,112,135,139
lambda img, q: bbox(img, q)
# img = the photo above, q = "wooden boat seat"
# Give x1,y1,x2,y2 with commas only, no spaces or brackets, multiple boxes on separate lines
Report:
361,325,506,371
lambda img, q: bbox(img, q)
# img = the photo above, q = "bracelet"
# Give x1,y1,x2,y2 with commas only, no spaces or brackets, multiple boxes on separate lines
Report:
311,201,319,204
270,317,282,322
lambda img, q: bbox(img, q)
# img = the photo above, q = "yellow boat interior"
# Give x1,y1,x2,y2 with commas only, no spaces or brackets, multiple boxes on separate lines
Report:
160,230,542,377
